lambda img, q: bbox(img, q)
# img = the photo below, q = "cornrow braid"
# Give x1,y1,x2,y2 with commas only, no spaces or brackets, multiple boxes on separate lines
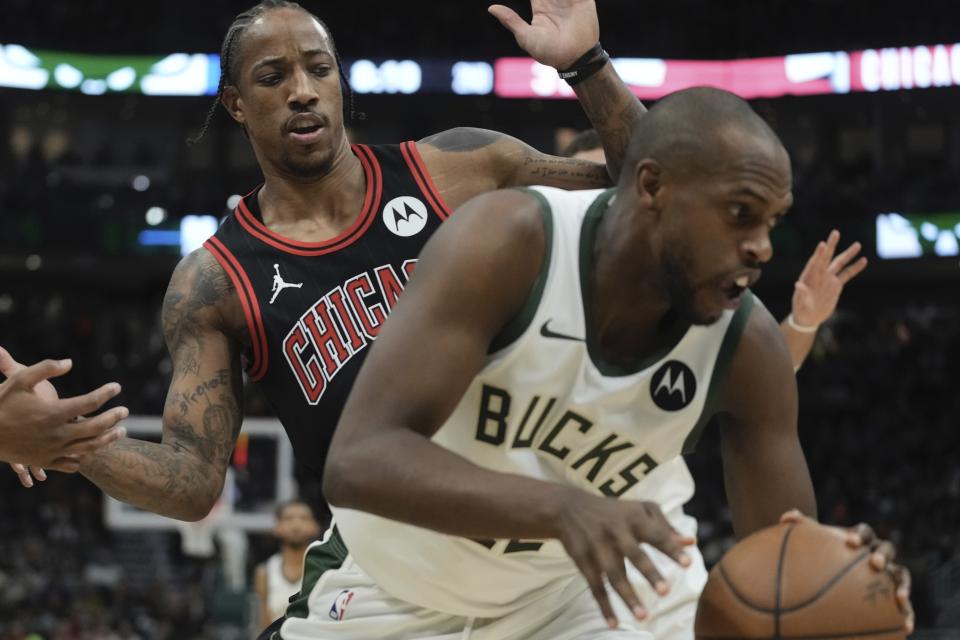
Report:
187,0,357,145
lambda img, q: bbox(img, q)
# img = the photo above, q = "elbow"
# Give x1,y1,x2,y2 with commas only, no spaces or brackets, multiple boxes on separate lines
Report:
178,477,225,522
323,441,369,509
322,452,354,508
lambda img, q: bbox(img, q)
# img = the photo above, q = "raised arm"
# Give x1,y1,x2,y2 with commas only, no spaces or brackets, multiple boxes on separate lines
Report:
78,249,245,521
717,297,817,539
489,0,644,180
415,1,645,208
781,230,866,370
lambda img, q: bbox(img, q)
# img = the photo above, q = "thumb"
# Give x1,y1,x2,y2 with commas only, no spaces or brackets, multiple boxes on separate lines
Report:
15,358,73,388
488,4,528,37
0,346,27,377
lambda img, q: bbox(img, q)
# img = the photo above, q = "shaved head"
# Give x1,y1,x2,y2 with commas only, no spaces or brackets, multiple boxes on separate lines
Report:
620,87,786,186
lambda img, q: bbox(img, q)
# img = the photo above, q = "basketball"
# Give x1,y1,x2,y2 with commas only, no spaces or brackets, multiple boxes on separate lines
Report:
695,519,906,640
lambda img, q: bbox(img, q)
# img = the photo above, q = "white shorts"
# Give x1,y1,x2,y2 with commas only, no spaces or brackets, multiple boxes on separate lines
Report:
279,527,706,640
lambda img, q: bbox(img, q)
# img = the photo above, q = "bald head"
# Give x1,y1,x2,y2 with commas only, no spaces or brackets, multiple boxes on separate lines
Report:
620,87,787,186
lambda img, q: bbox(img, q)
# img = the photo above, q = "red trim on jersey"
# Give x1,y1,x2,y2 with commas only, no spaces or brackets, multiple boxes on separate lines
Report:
203,237,270,381
400,141,452,220
232,143,382,256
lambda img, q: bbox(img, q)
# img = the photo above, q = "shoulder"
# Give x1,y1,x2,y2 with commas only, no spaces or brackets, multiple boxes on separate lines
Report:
442,188,549,250
162,247,242,336
417,127,508,153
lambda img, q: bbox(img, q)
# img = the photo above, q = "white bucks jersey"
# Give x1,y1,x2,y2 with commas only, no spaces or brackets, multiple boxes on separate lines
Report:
332,186,754,617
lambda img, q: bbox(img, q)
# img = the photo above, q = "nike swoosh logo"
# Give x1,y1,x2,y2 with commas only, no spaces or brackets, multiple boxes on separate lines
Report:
539,320,584,342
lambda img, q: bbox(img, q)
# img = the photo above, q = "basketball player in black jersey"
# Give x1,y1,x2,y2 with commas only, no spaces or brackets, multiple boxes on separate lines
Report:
1,2,641,526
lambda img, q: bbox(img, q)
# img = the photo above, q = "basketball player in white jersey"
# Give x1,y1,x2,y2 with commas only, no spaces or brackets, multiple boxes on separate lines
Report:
254,501,320,630
289,87,911,640
562,130,869,373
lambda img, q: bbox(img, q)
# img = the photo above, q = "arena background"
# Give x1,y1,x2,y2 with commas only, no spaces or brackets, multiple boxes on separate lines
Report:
1,0,959,637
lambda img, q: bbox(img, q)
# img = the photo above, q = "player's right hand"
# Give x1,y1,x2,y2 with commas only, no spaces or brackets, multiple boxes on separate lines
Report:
0,347,128,482
556,492,695,629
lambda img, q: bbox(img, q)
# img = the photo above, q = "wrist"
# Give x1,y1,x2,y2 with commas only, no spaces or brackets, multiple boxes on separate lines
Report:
558,43,609,86
787,313,819,334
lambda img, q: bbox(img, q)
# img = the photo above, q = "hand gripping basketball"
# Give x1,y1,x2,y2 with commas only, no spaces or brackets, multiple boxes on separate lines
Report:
781,510,914,634
557,492,695,629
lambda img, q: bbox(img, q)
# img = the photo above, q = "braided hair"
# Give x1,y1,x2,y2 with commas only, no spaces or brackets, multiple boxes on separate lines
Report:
188,0,355,145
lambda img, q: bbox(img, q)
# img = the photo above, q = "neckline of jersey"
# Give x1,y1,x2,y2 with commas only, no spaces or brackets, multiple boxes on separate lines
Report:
235,143,381,253
578,188,693,377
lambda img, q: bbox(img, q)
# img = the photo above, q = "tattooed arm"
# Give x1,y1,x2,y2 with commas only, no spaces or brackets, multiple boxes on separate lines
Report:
79,249,244,521
416,129,611,211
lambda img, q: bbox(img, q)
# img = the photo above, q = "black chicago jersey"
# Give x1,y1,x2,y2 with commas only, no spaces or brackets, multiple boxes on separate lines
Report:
204,142,449,481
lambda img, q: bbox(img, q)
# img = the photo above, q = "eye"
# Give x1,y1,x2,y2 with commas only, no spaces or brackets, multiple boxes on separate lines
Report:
728,203,749,221
311,65,332,77
258,74,281,86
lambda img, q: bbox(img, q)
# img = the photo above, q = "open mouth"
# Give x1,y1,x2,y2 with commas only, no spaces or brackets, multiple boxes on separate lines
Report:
291,123,322,135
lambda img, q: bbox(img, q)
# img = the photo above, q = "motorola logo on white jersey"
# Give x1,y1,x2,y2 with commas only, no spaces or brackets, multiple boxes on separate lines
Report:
382,196,428,237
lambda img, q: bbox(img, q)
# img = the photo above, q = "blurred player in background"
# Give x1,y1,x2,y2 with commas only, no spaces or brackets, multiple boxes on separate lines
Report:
254,501,320,630
0,348,127,479
562,128,868,372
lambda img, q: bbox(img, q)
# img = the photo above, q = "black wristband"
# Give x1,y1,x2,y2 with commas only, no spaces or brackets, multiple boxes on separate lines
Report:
558,43,609,86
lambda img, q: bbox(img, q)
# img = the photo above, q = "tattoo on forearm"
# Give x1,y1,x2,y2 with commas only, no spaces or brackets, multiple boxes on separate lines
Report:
573,66,647,179
523,156,610,187
173,369,231,414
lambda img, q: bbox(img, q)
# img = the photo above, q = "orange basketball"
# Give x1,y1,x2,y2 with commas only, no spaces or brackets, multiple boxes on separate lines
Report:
695,519,907,640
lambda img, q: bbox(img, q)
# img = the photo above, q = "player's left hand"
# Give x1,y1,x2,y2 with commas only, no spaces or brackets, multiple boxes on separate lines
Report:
791,230,867,328
780,510,913,634
489,0,599,70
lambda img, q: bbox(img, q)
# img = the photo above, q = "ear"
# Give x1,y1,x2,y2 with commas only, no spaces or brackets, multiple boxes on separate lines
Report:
634,159,664,213
221,85,245,125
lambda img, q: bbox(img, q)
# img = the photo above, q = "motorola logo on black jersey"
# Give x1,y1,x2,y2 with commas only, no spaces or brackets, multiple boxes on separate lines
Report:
650,360,697,411
382,196,428,237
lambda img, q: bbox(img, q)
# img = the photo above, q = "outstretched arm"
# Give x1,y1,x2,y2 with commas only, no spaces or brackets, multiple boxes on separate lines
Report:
781,230,866,371
0,350,128,477
78,249,245,521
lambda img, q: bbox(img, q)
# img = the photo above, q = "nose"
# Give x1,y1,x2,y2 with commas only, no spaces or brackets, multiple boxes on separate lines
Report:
287,66,319,109
741,227,773,265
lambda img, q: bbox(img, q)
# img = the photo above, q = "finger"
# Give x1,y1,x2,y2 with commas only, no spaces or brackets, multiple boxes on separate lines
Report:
62,406,129,441
894,564,911,603
869,540,896,571
837,256,868,285
10,358,73,387
55,383,123,420
575,555,619,629
823,229,840,257
797,241,826,282
779,508,806,524
828,242,862,274
10,463,34,488
30,466,47,482
605,551,646,621
64,424,127,456
845,522,875,548
626,545,666,598
487,4,529,37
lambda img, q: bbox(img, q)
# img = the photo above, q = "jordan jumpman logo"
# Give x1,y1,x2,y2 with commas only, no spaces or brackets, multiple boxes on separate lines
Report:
270,264,303,304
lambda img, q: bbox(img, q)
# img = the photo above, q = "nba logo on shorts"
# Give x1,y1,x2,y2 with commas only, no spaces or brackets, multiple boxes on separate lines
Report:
329,589,355,621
